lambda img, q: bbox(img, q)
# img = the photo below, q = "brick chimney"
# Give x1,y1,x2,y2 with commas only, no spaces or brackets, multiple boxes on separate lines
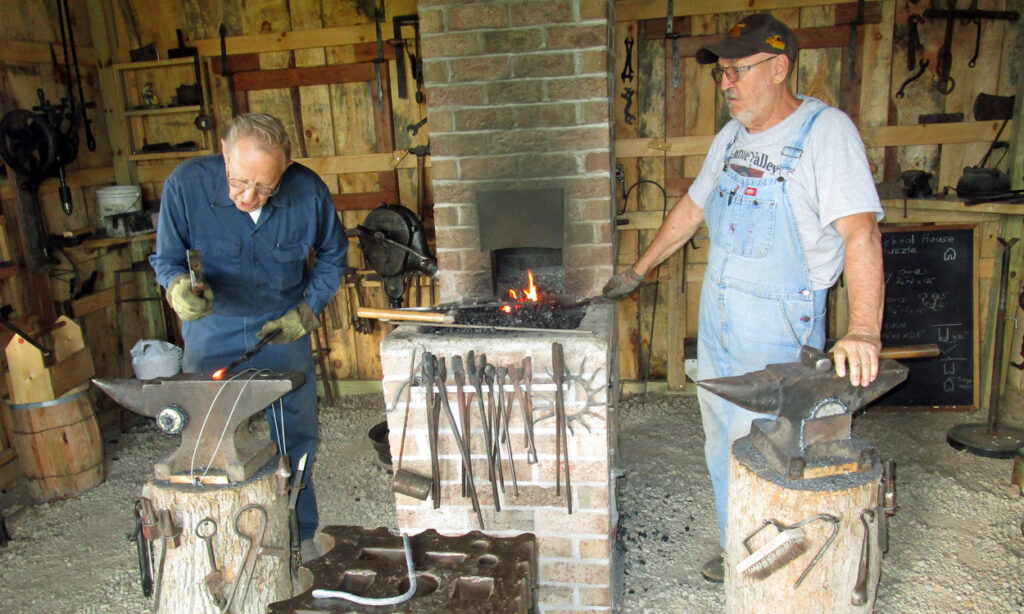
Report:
420,0,616,303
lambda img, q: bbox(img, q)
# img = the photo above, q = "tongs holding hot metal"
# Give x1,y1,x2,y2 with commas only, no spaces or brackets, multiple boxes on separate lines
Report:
218,329,282,375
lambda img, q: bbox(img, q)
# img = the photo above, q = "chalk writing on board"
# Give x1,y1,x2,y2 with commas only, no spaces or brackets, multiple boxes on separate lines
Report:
877,227,975,408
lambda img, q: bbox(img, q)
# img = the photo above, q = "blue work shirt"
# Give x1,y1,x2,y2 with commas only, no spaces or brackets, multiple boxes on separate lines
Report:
150,154,348,319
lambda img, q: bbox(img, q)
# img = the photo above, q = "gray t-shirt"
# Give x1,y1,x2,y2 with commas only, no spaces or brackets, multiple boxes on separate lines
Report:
688,96,883,289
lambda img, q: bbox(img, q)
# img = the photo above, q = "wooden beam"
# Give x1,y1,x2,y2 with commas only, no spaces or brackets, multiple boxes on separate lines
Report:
643,6,882,53
617,0,860,22
615,121,1012,159
233,63,376,92
0,40,97,66
861,121,1012,148
0,166,116,200
189,24,378,57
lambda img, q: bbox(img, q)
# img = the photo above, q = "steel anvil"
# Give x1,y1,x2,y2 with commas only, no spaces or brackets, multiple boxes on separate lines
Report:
94,372,304,483
698,346,909,480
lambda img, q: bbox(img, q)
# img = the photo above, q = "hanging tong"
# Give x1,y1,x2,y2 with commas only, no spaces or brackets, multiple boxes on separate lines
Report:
432,354,485,529
552,343,572,514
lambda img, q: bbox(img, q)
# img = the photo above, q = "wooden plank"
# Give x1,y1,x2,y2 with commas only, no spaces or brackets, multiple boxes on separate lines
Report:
0,40,98,66
852,120,1008,148
614,120,1011,159
190,24,378,57
858,0,895,182
617,0,862,22
637,21,668,379
232,63,376,91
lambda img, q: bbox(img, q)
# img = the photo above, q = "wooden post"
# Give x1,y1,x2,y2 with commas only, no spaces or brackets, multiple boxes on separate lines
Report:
725,437,882,614
144,460,292,614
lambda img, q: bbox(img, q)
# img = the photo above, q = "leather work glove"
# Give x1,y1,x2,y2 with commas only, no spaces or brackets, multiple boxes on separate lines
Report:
258,302,321,344
166,274,214,321
602,266,643,299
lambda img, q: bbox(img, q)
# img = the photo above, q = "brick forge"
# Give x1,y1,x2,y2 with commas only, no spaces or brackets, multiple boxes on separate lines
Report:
380,1,619,610
381,304,616,612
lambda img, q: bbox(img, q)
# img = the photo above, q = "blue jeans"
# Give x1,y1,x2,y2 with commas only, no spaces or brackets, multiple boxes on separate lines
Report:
183,313,320,541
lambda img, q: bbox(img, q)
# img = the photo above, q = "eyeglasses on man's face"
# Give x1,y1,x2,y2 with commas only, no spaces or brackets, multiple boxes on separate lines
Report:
225,161,281,198
226,175,280,198
711,56,777,84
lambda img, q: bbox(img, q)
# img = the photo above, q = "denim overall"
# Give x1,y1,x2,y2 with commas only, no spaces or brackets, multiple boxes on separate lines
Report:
696,106,829,546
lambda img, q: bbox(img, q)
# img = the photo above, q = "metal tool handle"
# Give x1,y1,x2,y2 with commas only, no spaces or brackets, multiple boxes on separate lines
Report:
851,509,875,605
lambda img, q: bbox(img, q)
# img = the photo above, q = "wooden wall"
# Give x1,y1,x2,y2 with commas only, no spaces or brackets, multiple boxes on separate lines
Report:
611,0,1024,410
0,0,435,394
1,0,1023,418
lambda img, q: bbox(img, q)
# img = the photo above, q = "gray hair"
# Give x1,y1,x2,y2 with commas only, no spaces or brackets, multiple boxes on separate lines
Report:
223,113,292,163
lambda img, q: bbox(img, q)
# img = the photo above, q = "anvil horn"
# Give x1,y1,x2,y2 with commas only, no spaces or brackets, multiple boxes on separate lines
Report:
696,345,933,415
92,378,157,418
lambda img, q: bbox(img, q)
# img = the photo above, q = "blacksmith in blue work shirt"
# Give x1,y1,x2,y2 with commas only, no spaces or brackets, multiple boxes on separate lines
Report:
150,113,348,563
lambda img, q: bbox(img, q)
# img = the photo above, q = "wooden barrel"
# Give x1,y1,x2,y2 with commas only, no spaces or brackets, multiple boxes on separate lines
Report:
7,384,105,501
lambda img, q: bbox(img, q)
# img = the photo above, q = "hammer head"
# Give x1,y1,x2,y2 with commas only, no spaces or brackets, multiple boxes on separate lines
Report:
697,346,908,419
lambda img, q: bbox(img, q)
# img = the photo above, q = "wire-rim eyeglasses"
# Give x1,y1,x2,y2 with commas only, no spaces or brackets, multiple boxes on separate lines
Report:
711,56,777,84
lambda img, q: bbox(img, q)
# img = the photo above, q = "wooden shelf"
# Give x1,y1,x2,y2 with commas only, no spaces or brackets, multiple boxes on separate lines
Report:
63,232,157,251
114,58,213,164
128,149,210,162
125,105,202,117
881,198,1024,216
111,57,197,71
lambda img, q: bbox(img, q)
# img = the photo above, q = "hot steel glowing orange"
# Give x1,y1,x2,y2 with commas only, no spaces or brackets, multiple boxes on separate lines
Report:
212,368,226,380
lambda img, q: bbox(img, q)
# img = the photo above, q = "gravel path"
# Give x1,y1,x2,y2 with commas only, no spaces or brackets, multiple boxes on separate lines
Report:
0,393,1021,613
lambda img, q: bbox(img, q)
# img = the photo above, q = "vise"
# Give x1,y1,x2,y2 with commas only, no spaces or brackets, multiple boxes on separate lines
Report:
697,345,931,480
94,372,304,483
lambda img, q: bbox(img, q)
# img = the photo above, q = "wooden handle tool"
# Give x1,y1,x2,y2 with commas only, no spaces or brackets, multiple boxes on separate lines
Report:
355,307,454,323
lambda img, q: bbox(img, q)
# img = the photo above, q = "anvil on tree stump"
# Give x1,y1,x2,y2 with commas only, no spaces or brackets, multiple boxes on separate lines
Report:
699,345,910,480
94,372,304,483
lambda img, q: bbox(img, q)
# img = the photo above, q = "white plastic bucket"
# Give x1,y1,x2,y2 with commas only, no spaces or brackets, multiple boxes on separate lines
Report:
130,339,183,380
96,185,142,218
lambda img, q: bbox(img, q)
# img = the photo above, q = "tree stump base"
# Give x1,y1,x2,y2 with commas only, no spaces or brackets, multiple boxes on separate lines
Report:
725,436,882,614
144,458,292,613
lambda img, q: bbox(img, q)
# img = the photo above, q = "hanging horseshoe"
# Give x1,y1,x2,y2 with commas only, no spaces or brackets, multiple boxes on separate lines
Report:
895,59,929,99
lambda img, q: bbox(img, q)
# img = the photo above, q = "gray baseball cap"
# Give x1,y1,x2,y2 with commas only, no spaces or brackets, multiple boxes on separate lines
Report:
696,14,798,65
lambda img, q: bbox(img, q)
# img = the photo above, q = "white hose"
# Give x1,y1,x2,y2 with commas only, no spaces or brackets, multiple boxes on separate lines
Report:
310,533,417,605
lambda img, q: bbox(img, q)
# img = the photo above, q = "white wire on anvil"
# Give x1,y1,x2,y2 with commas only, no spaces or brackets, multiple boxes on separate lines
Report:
189,368,271,484
270,397,286,457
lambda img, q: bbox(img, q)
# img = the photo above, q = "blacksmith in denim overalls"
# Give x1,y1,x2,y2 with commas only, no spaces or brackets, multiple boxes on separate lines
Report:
603,14,885,582
151,114,348,563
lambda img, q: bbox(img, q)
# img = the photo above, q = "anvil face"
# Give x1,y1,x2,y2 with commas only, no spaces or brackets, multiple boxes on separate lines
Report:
696,346,908,418
93,372,304,483
698,346,908,480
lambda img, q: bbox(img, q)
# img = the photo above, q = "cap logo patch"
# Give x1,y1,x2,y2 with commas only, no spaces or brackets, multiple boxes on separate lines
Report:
728,23,747,37
766,34,786,50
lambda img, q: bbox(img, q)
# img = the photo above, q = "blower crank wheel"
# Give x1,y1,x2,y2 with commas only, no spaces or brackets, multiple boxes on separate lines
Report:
0,109,57,181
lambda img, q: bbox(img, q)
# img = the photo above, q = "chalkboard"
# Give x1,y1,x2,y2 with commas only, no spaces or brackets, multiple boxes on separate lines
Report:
875,225,979,409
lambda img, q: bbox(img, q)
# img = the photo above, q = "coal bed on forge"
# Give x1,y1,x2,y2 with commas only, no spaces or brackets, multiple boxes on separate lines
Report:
425,302,587,333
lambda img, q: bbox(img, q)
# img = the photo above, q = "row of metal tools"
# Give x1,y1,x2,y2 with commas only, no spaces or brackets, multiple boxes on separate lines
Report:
131,453,307,611
737,460,895,603
393,344,574,530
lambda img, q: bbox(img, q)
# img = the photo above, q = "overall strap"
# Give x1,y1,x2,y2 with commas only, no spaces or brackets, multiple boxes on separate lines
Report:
777,104,828,174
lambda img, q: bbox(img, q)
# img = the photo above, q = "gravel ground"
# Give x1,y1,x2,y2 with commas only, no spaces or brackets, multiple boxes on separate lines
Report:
0,392,1022,613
